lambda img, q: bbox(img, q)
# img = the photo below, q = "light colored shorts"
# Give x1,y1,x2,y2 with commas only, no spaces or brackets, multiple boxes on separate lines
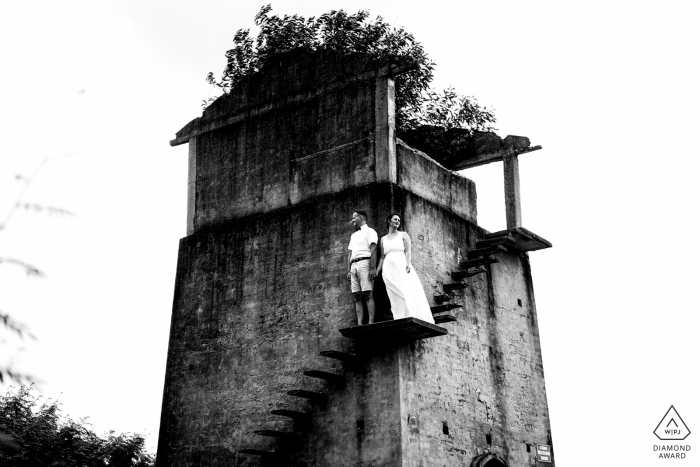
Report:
350,259,373,293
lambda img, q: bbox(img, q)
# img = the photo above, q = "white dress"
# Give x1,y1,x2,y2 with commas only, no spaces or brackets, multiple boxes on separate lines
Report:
381,234,435,324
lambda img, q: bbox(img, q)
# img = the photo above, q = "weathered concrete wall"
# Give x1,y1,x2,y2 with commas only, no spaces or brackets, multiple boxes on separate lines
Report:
157,185,409,467
172,50,412,233
394,192,552,466
397,140,477,224
192,82,376,232
160,49,554,467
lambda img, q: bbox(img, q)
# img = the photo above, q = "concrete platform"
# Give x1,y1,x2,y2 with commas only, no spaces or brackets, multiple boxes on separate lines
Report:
480,227,552,252
339,317,448,342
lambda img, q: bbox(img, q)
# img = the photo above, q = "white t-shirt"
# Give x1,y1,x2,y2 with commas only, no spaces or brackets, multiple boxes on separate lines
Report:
348,224,378,260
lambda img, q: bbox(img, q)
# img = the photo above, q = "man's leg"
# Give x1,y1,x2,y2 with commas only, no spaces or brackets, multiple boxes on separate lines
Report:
353,292,365,325
362,290,375,324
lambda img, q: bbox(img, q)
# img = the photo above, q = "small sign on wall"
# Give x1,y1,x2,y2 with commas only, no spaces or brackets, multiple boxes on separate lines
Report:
536,444,552,463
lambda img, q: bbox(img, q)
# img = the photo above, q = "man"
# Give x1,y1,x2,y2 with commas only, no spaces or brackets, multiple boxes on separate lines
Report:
347,210,378,325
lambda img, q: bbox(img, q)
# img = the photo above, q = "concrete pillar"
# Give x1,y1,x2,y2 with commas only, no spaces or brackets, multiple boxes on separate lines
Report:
374,76,397,184
503,152,522,229
186,136,196,235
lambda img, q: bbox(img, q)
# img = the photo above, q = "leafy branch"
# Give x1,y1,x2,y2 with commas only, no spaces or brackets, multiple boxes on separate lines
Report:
1,152,77,385
0,385,155,465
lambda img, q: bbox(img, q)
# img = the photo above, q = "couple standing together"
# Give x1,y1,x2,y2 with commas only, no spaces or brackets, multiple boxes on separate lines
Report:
347,210,434,326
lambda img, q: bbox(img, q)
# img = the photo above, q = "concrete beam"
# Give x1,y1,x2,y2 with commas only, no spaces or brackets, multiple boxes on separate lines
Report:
186,137,196,236
374,76,397,183
503,152,522,229
452,144,541,171
398,126,541,171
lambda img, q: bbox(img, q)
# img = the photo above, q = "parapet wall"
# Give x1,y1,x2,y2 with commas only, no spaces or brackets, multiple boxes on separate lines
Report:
397,139,476,224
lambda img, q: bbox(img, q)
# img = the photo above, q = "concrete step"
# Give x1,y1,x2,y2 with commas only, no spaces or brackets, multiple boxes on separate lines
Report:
458,257,499,269
451,267,487,280
430,304,462,313
443,282,468,292
434,294,451,304
467,245,508,259
287,389,327,402
433,313,457,324
319,350,359,363
482,227,552,252
303,369,343,382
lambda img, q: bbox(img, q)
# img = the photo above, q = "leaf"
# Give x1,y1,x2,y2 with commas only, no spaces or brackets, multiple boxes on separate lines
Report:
0,311,36,340
19,204,75,218
0,258,46,278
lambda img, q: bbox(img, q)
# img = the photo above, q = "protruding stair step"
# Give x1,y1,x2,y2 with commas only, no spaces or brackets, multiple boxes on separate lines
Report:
253,430,296,439
434,294,451,304
304,370,343,382
476,235,514,249
270,409,310,420
320,350,359,363
287,389,327,402
459,257,499,269
483,227,552,252
240,449,277,456
467,245,508,259
433,313,457,324
443,282,468,292
431,304,462,313
451,267,487,280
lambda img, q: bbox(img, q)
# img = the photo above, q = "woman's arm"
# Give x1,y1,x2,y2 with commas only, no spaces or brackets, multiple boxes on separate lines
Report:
403,232,412,273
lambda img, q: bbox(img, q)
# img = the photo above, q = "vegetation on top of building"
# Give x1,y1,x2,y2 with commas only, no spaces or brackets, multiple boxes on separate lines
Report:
204,5,497,138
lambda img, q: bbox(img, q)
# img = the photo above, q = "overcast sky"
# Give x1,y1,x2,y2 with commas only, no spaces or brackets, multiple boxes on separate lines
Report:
1,1,699,465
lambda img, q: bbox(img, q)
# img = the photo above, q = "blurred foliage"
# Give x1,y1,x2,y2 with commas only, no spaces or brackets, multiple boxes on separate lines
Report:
205,5,496,136
1,153,76,384
0,385,154,466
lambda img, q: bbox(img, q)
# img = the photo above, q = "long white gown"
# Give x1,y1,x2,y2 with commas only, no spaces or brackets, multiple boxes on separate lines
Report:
381,234,435,324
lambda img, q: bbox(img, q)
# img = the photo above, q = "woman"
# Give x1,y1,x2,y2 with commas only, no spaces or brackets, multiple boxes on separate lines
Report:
376,213,435,324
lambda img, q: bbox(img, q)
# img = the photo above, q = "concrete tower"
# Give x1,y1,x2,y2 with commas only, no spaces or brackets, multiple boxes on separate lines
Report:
157,50,554,467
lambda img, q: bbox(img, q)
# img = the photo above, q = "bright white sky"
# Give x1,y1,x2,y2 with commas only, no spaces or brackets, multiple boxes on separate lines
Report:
1,1,698,465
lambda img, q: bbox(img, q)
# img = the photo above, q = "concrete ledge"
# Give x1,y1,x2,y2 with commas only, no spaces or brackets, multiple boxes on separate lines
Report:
482,227,552,252
339,317,447,342
430,304,462,313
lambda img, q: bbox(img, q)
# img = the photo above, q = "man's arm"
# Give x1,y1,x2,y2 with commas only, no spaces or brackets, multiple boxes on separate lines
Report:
347,250,353,280
369,242,378,279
